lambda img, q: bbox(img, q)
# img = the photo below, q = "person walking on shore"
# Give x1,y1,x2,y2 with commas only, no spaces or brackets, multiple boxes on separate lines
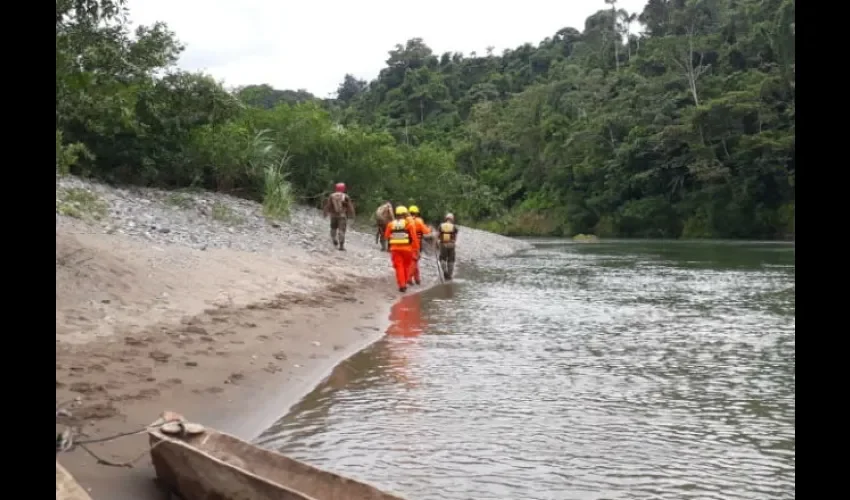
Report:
323,182,355,251
384,205,417,292
437,213,459,280
406,205,432,286
374,200,394,252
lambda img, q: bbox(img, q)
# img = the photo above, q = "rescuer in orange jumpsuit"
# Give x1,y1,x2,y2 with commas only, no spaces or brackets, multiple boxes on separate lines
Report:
384,205,418,292
406,205,432,286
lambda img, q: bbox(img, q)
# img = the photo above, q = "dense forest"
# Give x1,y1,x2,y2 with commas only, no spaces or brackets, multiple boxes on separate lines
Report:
57,0,795,239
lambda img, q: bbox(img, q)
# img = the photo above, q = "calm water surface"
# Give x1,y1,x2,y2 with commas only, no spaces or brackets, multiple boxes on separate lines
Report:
256,240,795,500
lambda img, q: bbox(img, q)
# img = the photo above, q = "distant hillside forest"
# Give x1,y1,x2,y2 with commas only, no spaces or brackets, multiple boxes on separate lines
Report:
57,0,794,239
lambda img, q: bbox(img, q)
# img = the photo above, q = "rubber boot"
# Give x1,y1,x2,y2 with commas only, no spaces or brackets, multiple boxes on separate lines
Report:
446,262,454,280
338,241,346,251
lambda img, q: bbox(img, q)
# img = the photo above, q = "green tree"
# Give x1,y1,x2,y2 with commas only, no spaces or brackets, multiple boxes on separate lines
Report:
56,0,794,239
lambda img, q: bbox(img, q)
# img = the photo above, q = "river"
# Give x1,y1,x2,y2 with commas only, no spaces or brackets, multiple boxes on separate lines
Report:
255,239,795,500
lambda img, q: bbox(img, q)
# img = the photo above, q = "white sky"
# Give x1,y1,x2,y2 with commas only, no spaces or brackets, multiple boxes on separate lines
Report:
129,0,649,98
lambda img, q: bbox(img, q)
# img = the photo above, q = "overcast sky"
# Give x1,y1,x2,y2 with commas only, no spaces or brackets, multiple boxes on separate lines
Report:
129,0,649,98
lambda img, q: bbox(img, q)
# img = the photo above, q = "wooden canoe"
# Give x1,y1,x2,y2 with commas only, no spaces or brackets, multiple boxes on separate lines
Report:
56,462,93,500
149,424,407,500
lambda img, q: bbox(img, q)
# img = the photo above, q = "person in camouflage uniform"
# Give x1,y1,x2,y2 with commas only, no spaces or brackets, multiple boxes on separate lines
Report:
374,201,394,252
322,182,356,250
437,213,459,280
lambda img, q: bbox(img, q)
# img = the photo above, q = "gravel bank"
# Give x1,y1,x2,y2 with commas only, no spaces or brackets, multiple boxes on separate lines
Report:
55,175,529,500
55,175,530,278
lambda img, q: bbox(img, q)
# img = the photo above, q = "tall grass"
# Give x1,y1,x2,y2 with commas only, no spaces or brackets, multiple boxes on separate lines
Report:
262,152,295,220
230,129,295,220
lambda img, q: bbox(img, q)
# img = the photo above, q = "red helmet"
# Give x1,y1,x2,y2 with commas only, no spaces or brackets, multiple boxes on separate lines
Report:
335,182,346,192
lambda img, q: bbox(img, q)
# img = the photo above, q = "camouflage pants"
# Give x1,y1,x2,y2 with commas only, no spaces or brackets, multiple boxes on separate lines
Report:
439,246,456,278
375,220,391,251
330,216,348,247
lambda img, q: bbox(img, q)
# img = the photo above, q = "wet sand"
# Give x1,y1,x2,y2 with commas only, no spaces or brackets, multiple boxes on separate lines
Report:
57,281,400,499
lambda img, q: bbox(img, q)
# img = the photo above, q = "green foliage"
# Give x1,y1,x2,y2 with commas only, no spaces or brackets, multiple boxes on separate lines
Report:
56,188,108,221
263,158,295,220
339,0,794,239
56,130,92,175
57,0,794,240
473,210,563,237
234,85,316,109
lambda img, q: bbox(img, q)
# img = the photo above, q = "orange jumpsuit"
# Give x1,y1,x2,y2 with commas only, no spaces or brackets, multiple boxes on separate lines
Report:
408,216,431,285
384,218,417,290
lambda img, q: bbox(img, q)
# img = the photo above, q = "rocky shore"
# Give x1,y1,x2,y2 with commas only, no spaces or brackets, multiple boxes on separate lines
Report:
55,175,530,499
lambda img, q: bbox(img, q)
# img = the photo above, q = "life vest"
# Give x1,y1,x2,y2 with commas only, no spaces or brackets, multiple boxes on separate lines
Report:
389,219,411,246
439,222,456,244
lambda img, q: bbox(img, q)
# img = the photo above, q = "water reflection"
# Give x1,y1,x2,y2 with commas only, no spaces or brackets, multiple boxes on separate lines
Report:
386,294,427,337
256,298,430,451
257,240,795,500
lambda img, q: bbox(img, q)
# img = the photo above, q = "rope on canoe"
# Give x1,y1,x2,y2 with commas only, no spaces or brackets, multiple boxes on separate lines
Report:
56,398,181,468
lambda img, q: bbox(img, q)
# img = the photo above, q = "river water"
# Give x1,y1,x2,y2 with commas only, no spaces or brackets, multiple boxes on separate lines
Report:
255,240,795,500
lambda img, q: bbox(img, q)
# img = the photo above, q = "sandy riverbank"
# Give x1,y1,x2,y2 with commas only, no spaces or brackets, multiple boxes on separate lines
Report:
55,176,530,499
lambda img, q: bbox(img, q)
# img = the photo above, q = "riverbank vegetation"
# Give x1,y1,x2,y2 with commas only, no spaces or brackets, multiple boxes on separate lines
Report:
57,0,794,238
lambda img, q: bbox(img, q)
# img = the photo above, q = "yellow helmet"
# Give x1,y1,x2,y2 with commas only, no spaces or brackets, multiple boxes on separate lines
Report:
395,205,408,216
445,213,454,221
408,205,420,215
